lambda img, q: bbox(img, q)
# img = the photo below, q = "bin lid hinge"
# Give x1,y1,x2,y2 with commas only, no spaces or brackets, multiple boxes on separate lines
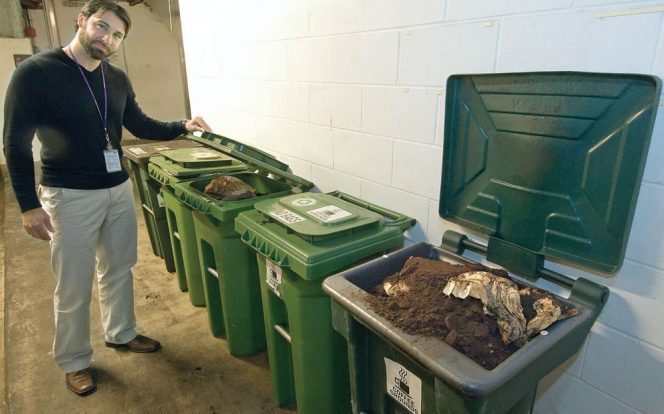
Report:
441,230,587,291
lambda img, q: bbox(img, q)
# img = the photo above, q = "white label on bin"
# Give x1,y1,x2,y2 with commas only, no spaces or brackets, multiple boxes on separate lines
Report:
265,259,282,297
157,193,165,208
384,358,422,414
307,205,351,222
127,147,147,155
191,151,219,159
269,209,306,224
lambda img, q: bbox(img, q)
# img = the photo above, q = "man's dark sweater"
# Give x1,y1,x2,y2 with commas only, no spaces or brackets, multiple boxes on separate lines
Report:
3,48,186,212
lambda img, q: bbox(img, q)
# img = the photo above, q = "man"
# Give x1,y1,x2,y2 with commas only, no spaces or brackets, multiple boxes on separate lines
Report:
3,0,210,396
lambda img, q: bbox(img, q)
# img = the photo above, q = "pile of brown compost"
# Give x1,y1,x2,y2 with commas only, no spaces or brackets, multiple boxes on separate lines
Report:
366,256,579,370
204,175,257,201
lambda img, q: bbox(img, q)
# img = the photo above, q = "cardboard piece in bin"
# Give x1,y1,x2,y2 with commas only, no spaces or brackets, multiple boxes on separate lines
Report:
440,72,661,275
186,131,313,191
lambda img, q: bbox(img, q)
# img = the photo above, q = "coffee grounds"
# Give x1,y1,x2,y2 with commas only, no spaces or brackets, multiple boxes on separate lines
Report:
366,256,576,370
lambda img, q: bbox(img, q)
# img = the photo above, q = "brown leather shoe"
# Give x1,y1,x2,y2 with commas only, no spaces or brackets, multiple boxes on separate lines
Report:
105,334,161,353
65,368,96,396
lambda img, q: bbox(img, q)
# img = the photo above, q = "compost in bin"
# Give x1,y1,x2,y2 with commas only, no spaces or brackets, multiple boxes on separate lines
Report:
367,256,579,370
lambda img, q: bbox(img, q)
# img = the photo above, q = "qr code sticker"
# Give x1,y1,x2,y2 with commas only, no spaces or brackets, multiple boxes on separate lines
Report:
307,205,352,222
266,259,282,297
270,209,306,224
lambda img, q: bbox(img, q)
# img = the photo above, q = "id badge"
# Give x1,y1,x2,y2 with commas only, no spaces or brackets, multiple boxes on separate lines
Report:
104,149,122,172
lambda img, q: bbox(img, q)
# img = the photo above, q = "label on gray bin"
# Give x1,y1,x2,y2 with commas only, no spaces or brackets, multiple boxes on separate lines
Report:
385,358,421,414
265,259,282,297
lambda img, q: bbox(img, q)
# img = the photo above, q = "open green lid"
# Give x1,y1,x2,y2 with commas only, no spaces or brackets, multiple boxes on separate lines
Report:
440,72,661,273
186,132,313,191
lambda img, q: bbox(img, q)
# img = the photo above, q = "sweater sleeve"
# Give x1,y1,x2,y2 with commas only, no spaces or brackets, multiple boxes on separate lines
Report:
121,75,187,140
2,61,45,212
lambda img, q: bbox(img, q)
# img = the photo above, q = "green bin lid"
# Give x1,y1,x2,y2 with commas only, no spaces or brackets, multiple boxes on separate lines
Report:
236,192,415,279
256,193,385,240
148,146,247,179
123,138,201,164
186,131,313,191
440,72,661,273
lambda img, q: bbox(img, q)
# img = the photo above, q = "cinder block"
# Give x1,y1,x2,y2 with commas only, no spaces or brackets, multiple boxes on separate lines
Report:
624,183,664,266
365,0,444,30
333,130,393,184
499,10,660,72
359,180,430,241
392,141,442,199
254,81,309,122
275,153,313,181
206,79,256,113
214,109,257,145
309,84,362,130
447,0,571,20
311,164,362,194
435,92,446,146
643,110,664,185
256,116,333,167
334,32,399,84
596,261,664,349
362,87,438,143
309,0,364,36
288,38,335,82
257,0,308,40
399,22,498,86
534,371,639,414
583,325,664,414
244,42,288,80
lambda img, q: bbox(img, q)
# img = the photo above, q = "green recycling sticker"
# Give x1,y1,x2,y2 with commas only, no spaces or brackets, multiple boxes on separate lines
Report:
291,198,317,207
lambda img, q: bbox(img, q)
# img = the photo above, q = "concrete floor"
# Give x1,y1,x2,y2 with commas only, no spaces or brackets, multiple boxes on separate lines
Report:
0,176,296,414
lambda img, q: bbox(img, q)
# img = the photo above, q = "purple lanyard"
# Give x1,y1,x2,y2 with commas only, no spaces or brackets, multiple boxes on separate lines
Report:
67,47,111,149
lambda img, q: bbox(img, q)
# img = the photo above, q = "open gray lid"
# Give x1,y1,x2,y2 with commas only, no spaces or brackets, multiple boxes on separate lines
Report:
439,72,661,273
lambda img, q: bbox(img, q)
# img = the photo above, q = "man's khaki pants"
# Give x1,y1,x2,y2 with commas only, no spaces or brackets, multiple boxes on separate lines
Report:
40,180,138,373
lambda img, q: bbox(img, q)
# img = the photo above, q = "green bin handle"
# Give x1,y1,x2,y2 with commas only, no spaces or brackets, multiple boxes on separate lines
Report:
327,191,416,232
174,182,213,214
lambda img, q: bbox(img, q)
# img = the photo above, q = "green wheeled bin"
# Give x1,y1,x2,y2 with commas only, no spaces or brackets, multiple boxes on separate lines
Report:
148,142,247,303
123,139,201,269
174,131,313,356
322,72,661,414
235,191,416,414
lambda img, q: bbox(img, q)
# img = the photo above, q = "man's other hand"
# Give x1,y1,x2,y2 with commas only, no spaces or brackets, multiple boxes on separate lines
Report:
22,207,53,241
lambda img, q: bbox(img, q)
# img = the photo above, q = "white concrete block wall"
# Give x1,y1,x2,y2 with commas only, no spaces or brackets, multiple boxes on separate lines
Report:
180,1,664,412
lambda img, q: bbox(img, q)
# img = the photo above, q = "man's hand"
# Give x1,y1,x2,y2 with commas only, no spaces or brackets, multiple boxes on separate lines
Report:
184,116,212,133
22,207,53,241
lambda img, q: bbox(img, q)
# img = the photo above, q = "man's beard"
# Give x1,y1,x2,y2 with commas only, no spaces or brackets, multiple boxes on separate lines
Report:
78,30,113,60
